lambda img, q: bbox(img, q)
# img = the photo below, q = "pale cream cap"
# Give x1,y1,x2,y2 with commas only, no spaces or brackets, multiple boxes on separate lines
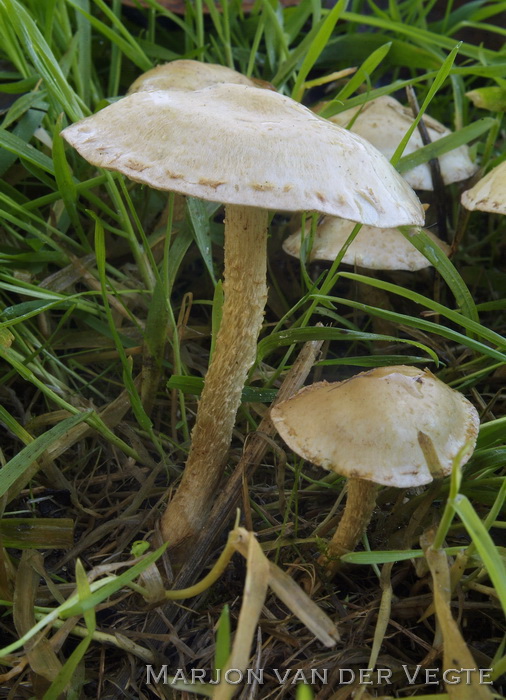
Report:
62,84,425,227
326,95,477,191
271,366,479,488
128,59,256,93
461,161,506,215
283,217,450,271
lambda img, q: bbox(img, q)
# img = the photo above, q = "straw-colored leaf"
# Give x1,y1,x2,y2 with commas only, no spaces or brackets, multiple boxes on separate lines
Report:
13,551,62,683
424,538,494,699
367,564,393,671
267,562,340,646
213,530,270,700
232,528,339,646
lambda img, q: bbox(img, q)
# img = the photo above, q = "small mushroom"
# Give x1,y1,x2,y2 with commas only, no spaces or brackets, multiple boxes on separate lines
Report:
62,83,424,549
128,59,258,94
461,160,506,215
323,95,477,191
271,366,479,574
283,216,450,271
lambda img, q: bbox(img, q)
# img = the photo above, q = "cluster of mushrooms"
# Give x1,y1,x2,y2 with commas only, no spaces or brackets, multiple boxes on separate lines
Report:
62,59,487,570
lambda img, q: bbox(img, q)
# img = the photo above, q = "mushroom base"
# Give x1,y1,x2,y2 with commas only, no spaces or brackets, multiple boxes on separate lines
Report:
160,204,269,550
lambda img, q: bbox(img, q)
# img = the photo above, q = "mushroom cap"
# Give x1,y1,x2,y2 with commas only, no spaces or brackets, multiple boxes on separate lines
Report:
461,161,506,215
271,366,479,488
62,84,424,227
128,59,257,94
326,95,477,191
283,217,450,271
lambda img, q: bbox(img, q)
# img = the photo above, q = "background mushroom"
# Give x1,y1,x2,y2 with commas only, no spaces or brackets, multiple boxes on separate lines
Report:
62,82,425,550
128,59,258,93
271,366,479,574
283,216,450,271
461,160,506,215
323,95,477,191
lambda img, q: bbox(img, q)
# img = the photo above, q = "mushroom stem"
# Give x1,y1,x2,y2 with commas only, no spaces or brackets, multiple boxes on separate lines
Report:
160,204,269,547
319,478,379,574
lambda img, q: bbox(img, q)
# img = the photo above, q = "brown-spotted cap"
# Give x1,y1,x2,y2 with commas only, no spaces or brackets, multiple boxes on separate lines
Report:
283,216,450,271
326,95,477,191
271,366,479,488
461,161,506,215
128,59,257,93
62,84,425,227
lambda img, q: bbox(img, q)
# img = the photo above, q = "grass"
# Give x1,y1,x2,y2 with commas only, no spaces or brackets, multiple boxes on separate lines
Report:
0,0,505,697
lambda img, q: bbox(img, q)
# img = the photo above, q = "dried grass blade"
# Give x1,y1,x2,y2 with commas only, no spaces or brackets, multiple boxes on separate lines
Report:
213,529,270,700
423,534,494,698
267,562,340,646
13,551,62,684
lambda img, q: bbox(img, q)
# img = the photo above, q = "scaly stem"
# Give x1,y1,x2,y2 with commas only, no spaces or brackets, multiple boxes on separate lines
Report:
160,204,269,548
319,478,379,576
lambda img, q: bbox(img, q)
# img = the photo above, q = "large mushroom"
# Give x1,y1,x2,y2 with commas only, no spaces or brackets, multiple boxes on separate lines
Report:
271,366,479,574
283,216,450,271
323,95,477,191
461,160,506,215
62,82,424,549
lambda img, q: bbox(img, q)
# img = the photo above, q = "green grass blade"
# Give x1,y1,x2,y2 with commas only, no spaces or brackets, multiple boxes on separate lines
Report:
214,604,231,679
341,10,499,63
52,115,84,241
0,411,92,498
59,546,167,618
0,108,44,176
309,294,506,363
42,561,96,700
166,375,278,404
0,546,166,656
397,117,495,173
398,227,479,323
93,215,155,437
453,494,506,614
74,0,92,104
271,14,329,88
477,417,506,449
0,0,86,121
257,325,438,365
186,197,217,284
0,127,56,174
332,41,392,102
0,518,74,549
342,545,465,564
391,43,460,166
67,0,152,72
291,0,347,102
339,272,501,347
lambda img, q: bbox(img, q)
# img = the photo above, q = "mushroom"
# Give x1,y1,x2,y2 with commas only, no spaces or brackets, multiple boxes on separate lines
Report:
323,95,477,191
271,366,479,573
283,216,450,271
127,61,265,227
128,59,258,94
461,160,506,215
62,82,424,549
